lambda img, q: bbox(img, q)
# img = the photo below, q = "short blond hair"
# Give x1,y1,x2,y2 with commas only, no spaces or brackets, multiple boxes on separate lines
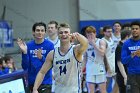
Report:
58,23,70,30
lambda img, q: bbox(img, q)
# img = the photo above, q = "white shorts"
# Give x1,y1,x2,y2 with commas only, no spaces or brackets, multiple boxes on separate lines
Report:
86,74,106,84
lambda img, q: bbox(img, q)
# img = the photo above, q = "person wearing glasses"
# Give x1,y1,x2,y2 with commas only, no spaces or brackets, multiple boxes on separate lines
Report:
102,25,117,93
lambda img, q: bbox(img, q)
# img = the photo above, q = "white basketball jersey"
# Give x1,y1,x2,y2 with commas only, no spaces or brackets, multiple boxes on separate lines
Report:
46,37,60,92
112,33,121,49
46,36,60,48
86,39,106,76
53,45,82,93
102,37,116,76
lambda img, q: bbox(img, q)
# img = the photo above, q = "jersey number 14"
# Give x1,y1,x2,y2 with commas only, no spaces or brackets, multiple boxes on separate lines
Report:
59,65,67,76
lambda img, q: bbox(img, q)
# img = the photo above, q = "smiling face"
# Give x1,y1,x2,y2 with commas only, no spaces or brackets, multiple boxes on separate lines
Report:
113,22,121,33
131,25,140,39
33,26,46,40
58,27,71,43
104,28,113,38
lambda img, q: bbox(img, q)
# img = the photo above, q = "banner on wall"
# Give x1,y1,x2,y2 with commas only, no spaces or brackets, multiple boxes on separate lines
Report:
0,20,13,47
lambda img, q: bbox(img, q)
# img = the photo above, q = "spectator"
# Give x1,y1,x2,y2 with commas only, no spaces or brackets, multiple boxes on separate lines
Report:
4,55,17,73
0,57,9,75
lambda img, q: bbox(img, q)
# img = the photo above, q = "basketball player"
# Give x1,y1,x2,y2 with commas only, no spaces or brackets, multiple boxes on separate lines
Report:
32,23,88,93
46,20,60,93
112,22,122,49
83,26,107,93
46,20,60,48
102,26,116,93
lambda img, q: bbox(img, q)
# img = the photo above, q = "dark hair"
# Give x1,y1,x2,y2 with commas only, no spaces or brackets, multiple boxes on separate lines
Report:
122,22,131,29
103,25,112,32
121,30,131,40
4,55,16,71
3,55,12,63
32,22,46,32
113,21,122,27
48,20,58,28
81,26,88,37
131,21,140,27
0,57,5,69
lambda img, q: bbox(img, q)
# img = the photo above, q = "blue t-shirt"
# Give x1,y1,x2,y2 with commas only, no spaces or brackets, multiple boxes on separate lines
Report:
22,39,54,85
0,67,9,75
121,38,140,74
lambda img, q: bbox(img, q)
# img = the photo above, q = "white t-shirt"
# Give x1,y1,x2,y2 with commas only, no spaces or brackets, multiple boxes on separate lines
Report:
112,33,121,49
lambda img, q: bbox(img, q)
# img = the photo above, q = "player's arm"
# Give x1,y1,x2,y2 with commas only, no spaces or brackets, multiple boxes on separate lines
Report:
74,32,88,61
93,39,106,56
32,50,54,93
82,52,87,72
102,40,111,73
117,61,127,85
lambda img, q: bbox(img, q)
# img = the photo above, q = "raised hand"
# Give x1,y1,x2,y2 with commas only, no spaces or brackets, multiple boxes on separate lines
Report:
36,48,42,59
131,50,140,58
70,32,85,42
17,38,27,54
136,49,140,57
69,32,77,43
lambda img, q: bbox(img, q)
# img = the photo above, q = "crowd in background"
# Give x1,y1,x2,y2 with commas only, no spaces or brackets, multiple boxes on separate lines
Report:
0,55,17,75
